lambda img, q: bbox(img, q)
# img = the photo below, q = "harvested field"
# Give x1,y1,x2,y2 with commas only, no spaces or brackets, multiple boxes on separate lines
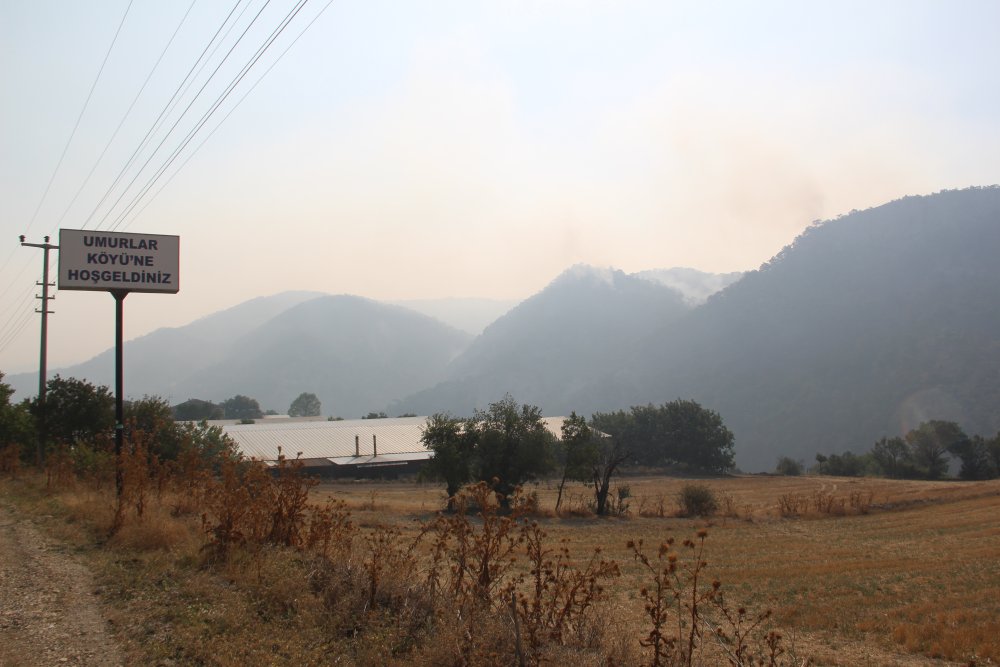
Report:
2,472,997,666
318,474,1000,665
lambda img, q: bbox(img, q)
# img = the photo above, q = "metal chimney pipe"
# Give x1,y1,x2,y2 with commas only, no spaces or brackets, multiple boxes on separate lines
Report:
355,434,359,457
372,433,377,457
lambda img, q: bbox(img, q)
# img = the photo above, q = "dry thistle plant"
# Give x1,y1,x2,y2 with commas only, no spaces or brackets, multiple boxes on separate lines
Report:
629,530,792,667
45,444,74,490
515,522,620,662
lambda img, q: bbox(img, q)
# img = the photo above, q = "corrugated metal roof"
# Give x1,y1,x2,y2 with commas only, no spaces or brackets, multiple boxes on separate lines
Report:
222,416,429,461
221,416,574,462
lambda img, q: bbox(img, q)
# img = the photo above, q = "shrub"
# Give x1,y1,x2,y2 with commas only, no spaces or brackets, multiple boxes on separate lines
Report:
775,456,803,476
677,483,718,517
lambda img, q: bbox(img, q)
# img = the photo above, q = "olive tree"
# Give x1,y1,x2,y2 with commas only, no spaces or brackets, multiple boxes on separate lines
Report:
421,413,472,510
555,412,600,512
465,394,556,508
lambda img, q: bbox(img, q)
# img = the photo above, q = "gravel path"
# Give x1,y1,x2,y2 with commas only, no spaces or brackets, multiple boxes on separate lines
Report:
0,504,123,667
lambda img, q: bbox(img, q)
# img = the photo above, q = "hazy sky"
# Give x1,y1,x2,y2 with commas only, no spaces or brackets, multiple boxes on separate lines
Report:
2,0,1000,375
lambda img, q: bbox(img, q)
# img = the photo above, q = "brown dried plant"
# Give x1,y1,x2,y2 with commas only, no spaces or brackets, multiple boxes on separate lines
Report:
516,522,620,661
0,443,21,478
629,530,792,667
425,481,528,606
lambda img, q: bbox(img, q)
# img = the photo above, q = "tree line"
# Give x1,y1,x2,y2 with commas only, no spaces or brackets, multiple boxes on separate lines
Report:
0,374,332,466
0,373,234,469
173,391,323,421
422,395,735,515
782,420,1000,480
4,372,736,509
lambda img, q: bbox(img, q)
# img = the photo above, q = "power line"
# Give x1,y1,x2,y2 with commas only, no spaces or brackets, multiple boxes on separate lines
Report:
120,0,337,231
98,0,278,231
47,0,199,237
0,254,33,304
20,0,134,239
108,0,313,232
76,0,249,232
0,292,39,355
3,0,332,363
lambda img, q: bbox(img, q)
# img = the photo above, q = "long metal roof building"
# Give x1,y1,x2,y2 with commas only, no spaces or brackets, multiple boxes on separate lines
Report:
217,416,573,477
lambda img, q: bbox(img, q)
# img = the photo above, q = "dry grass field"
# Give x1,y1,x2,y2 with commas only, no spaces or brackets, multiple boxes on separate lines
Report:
2,469,998,666
318,474,1000,666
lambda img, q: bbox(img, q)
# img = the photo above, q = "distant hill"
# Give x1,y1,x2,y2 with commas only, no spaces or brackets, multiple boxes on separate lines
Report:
175,295,471,416
6,290,323,402
6,292,471,417
390,265,691,416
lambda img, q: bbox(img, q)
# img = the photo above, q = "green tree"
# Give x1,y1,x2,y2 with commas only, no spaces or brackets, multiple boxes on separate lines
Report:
813,450,869,477
31,376,114,447
592,399,734,472
986,433,1000,477
0,372,34,458
870,436,914,478
125,395,182,460
949,434,997,480
905,420,964,480
288,392,321,417
222,395,263,420
466,394,555,507
775,456,803,476
555,412,600,512
663,399,734,471
172,398,224,421
421,413,472,509
590,436,629,516
175,420,240,469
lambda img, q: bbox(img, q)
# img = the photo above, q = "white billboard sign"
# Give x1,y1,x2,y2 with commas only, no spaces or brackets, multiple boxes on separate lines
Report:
58,229,179,293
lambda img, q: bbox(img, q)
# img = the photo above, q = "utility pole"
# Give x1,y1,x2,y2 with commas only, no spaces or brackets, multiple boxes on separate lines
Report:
20,235,58,467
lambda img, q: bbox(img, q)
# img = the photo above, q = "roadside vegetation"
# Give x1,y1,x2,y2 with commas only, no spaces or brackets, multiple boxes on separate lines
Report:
2,449,806,666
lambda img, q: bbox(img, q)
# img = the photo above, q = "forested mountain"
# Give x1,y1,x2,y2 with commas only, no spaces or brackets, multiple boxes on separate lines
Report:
393,187,1000,471
390,265,691,416
602,187,1000,470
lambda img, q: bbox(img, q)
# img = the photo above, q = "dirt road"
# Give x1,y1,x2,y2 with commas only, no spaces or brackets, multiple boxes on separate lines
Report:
0,504,122,667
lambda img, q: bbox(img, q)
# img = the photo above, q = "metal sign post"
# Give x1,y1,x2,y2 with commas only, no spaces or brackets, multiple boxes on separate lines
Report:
58,229,179,511
112,289,127,498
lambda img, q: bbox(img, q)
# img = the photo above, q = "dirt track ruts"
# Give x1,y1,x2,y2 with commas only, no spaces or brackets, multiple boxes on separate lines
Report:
0,503,122,667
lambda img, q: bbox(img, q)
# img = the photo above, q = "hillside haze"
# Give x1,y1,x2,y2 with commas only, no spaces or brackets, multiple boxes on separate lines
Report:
6,291,323,402
7,293,471,418
633,267,744,304
609,187,1000,469
390,265,691,416
7,187,998,471
176,295,472,417
392,187,1000,471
